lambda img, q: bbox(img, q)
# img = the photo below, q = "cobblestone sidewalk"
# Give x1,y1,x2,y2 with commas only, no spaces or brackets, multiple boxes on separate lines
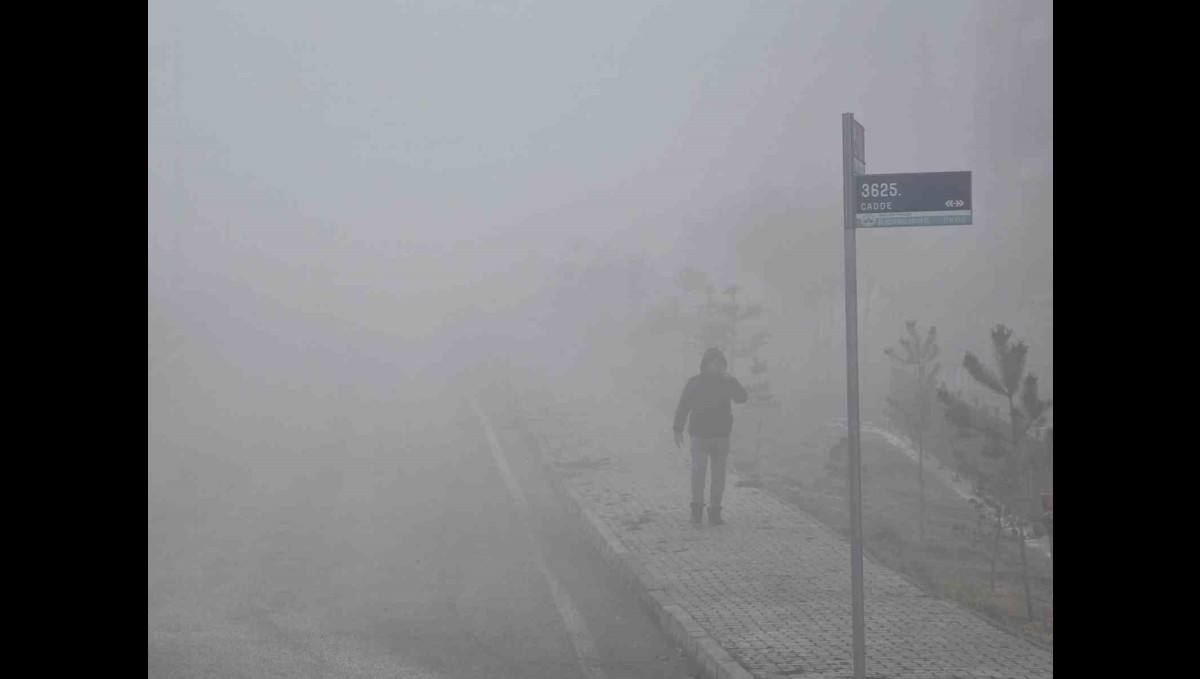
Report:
516,385,1052,679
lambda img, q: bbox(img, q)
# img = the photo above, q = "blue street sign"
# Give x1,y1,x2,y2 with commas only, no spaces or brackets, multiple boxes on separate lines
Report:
853,171,971,228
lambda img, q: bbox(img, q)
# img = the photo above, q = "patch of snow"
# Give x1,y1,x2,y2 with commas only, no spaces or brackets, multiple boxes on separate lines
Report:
825,419,1052,559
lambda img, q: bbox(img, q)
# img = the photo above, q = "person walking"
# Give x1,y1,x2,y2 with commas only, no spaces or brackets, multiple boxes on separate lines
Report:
673,347,748,525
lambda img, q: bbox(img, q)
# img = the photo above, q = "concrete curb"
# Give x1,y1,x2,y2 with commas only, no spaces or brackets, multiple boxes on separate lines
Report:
518,409,757,679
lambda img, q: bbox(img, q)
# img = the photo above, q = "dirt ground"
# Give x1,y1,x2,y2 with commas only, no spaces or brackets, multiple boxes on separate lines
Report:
741,420,1053,648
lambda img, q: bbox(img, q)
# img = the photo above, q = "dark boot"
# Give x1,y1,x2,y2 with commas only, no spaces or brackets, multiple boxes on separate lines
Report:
690,503,704,524
708,506,724,526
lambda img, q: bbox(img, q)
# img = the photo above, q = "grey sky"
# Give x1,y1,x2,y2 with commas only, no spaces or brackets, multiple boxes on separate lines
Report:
148,0,1051,395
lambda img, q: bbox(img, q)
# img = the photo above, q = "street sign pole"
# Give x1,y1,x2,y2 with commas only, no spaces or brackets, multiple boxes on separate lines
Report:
839,114,970,679
841,112,867,679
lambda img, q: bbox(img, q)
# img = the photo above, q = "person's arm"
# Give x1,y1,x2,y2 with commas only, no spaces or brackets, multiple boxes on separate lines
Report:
727,374,749,404
673,378,694,434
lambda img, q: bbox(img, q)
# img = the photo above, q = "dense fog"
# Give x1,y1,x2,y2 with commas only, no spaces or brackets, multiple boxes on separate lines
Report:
149,2,1051,676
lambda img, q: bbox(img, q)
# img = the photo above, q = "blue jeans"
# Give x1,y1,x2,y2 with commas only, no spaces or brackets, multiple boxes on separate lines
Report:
690,435,730,508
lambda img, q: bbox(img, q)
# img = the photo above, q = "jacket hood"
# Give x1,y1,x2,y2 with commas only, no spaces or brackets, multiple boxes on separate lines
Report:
701,347,727,372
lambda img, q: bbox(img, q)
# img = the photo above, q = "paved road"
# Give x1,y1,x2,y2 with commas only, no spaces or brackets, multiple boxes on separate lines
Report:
148,355,696,679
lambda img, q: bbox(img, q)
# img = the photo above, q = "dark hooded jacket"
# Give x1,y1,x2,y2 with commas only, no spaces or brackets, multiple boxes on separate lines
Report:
673,348,749,438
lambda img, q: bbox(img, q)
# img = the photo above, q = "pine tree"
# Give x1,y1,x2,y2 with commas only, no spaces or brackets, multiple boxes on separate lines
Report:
884,321,939,542
937,324,1051,621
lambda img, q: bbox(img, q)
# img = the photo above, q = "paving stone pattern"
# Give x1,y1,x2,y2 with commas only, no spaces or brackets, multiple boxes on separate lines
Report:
523,392,1053,679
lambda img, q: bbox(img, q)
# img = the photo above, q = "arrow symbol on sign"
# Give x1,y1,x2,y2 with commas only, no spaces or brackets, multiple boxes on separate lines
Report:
945,199,964,208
